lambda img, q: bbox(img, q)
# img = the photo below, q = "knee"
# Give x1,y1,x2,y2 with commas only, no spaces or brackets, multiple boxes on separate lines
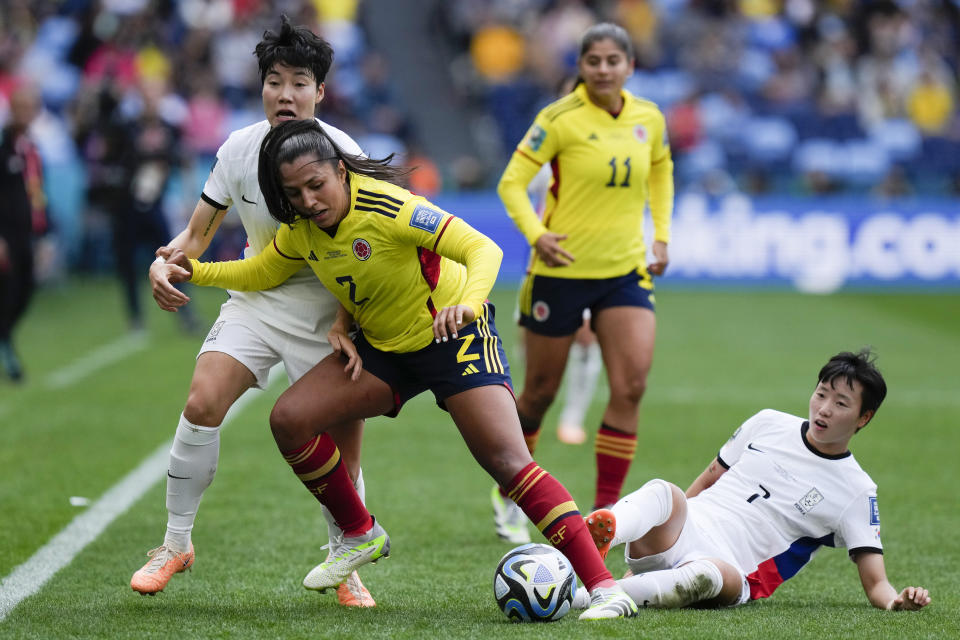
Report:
611,370,648,406
705,559,745,607
183,390,226,427
520,373,562,415
483,448,533,487
269,399,311,444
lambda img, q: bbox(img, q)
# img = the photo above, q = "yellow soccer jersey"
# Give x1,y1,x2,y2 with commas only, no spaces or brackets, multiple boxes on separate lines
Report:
498,83,674,279
190,173,503,353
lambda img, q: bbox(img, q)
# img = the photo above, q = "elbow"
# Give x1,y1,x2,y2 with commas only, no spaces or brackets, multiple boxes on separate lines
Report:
495,178,512,204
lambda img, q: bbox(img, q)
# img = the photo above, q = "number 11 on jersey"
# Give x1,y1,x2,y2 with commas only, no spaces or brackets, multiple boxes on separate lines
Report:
606,156,632,187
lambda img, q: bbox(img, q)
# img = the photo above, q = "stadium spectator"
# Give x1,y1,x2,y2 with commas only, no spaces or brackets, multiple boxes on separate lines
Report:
0,81,46,382
158,117,641,621
130,17,374,609
575,350,932,614
111,77,198,332
445,0,959,194
496,24,673,538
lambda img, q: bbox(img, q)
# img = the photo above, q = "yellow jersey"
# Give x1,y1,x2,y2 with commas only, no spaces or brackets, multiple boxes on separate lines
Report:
498,83,673,279
191,173,503,353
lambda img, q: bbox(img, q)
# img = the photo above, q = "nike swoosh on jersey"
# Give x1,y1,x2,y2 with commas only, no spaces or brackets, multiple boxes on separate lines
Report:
747,443,764,452
167,471,191,479
241,194,257,204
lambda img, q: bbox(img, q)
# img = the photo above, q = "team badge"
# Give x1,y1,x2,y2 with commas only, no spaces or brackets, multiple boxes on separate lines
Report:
410,204,444,233
205,320,225,343
634,125,648,143
352,238,372,261
793,487,824,515
525,124,547,151
532,300,550,322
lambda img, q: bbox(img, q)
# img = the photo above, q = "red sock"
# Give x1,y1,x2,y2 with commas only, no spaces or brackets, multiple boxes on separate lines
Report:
518,412,542,454
506,462,612,591
282,434,371,537
594,423,637,509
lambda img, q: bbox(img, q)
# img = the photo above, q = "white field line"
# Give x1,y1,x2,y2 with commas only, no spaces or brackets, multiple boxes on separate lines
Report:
0,364,285,623
45,332,151,390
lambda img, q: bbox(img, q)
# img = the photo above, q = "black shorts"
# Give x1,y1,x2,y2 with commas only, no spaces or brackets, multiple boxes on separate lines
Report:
518,268,655,337
355,302,513,416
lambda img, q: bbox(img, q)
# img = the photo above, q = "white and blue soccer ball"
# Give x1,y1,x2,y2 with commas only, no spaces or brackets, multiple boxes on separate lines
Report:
493,543,576,622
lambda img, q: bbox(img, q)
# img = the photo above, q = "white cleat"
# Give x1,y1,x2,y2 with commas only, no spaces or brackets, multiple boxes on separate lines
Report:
303,517,390,592
491,485,531,544
578,584,639,620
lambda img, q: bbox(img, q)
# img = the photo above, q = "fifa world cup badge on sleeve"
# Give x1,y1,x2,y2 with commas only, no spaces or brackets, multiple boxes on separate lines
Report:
409,205,443,233
524,124,546,152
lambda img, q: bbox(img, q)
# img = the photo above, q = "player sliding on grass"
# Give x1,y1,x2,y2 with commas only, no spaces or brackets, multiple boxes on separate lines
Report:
131,17,375,607
157,118,639,620
574,349,931,612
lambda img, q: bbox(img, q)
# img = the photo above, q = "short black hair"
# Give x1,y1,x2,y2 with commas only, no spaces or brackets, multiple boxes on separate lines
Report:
254,15,334,85
818,348,887,420
258,119,409,225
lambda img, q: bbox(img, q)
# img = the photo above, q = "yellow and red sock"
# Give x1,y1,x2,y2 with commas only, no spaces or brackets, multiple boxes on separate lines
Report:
506,462,612,591
283,434,371,537
594,423,638,509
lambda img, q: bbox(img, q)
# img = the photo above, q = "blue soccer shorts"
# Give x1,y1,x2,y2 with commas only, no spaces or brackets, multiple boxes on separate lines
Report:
354,302,513,416
518,267,655,337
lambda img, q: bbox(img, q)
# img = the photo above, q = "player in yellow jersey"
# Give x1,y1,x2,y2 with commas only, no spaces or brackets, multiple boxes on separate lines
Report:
156,119,639,619
497,23,675,523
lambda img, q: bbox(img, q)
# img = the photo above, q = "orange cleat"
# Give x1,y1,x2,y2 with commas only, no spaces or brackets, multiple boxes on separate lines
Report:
557,422,587,445
336,571,376,607
130,544,195,594
584,509,616,559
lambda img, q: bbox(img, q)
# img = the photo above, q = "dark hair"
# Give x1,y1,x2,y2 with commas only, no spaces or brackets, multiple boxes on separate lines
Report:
579,23,635,60
258,119,410,225
818,348,887,421
254,15,333,85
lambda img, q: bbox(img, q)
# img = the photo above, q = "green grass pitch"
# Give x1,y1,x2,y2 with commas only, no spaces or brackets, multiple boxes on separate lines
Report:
0,278,957,638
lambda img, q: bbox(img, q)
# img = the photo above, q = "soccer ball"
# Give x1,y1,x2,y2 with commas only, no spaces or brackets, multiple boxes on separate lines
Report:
493,543,576,622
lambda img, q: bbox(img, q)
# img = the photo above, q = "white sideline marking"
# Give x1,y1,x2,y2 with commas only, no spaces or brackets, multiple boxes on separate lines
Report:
0,364,285,622
45,332,150,390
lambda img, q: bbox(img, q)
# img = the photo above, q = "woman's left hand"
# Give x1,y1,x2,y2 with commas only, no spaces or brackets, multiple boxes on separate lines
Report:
328,325,362,381
433,304,476,343
648,240,669,276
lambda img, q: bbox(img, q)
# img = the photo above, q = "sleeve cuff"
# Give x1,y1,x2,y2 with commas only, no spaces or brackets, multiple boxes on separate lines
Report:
201,192,228,210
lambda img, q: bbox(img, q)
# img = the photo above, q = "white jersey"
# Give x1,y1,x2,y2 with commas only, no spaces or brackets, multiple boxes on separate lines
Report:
690,409,883,599
201,119,362,341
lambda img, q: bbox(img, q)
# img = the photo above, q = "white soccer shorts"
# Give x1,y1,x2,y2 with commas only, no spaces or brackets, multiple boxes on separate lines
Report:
197,298,333,388
624,504,751,606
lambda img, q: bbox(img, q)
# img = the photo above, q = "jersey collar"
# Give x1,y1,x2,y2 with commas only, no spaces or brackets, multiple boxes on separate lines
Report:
800,421,852,460
575,83,630,119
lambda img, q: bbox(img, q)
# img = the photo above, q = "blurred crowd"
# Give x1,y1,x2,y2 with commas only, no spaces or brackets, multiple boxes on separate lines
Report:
0,0,430,287
1,0,958,291
443,0,960,197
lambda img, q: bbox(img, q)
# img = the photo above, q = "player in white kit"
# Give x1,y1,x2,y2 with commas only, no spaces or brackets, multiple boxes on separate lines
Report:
130,17,376,607
575,350,931,612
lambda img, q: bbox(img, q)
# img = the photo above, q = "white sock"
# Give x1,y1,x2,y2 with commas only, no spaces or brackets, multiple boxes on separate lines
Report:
164,414,220,552
619,560,723,608
322,468,366,546
559,342,602,427
611,479,674,547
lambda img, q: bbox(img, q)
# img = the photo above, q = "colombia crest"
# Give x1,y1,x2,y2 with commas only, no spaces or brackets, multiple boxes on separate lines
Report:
352,238,372,261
